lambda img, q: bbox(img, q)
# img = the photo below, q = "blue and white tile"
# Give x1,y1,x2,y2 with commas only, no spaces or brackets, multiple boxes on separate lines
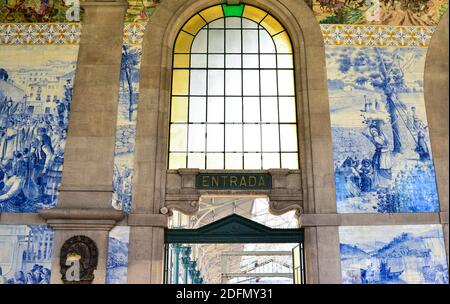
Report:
106,226,130,284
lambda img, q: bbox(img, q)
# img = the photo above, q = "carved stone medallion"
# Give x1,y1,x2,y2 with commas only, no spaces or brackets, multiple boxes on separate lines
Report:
60,235,98,284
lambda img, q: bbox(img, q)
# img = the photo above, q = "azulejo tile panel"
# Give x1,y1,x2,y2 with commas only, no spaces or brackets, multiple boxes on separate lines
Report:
340,225,448,284
0,225,53,284
0,23,81,45
106,226,130,284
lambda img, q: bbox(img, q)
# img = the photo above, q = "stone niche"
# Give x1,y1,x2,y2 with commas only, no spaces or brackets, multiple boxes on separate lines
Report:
60,235,98,284
165,168,303,216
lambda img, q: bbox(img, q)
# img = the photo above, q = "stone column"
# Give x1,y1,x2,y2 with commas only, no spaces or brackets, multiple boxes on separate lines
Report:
38,0,128,284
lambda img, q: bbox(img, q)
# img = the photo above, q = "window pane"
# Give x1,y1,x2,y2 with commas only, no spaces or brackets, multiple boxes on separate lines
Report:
169,153,186,169
260,54,276,68
188,124,205,151
225,97,242,122
172,70,189,95
207,124,224,151
226,70,242,95
263,153,280,169
208,70,224,95
226,30,241,53
243,54,258,68
279,97,296,122
171,97,188,122
209,18,224,28
243,30,258,53
188,153,205,169
174,54,190,68
260,15,284,36
243,97,260,122
259,30,276,53
226,54,241,68
242,18,258,28
225,124,243,152
273,31,292,53
244,124,261,151
260,70,277,95
199,5,224,23
207,153,224,169
189,97,206,122
277,54,293,68
262,124,280,152
183,14,206,36
191,54,207,68
225,17,241,28
242,5,267,23
281,153,299,169
278,70,295,95
209,30,224,53
207,97,224,122
190,70,206,95
170,124,187,151
225,153,243,169
261,97,278,123
280,124,298,151
175,31,194,53
243,70,259,96
208,54,224,68
191,29,207,53
244,153,261,169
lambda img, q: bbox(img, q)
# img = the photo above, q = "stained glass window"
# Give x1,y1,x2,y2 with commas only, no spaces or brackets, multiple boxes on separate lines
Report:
169,4,299,170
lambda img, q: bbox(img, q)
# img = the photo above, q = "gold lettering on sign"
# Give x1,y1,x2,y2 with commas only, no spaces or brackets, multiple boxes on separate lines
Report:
249,176,256,187
221,175,228,186
230,176,238,187
202,176,209,187
211,176,219,187
240,176,246,187
258,176,266,187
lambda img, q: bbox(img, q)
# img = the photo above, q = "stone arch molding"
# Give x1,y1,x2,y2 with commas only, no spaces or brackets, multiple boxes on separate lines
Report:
132,0,334,218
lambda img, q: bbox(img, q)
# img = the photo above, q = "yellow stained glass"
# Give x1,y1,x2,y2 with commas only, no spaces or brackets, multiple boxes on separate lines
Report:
242,5,267,23
199,5,223,23
174,31,194,53
261,15,284,36
169,153,187,169
171,97,188,122
172,70,190,95
183,14,206,36
273,31,292,53
173,54,190,68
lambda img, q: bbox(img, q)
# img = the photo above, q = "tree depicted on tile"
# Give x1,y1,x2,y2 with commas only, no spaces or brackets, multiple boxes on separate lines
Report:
0,45,78,212
106,226,130,284
340,225,449,284
326,47,439,213
0,225,54,284
313,0,448,25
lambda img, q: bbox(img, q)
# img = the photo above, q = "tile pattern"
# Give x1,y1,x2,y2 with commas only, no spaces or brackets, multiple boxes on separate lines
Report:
0,23,81,45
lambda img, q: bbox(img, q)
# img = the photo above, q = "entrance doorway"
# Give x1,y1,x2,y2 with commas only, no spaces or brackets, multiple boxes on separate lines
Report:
164,197,305,284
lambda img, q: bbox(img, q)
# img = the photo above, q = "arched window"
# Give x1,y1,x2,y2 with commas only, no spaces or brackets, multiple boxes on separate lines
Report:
169,4,298,170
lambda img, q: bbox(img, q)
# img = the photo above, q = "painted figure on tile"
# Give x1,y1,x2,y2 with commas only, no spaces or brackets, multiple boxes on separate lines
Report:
364,125,392,187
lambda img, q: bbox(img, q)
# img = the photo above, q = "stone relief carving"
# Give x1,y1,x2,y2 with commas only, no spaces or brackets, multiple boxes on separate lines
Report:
60,235,98,284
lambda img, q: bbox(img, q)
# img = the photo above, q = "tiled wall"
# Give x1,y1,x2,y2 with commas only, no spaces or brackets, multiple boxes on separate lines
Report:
106,226,130,284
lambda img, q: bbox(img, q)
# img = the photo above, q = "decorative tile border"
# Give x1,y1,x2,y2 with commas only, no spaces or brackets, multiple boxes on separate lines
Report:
0,23,437,47
321,25,436,48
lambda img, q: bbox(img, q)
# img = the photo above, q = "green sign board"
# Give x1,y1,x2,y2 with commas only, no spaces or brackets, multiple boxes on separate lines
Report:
196,173,272,190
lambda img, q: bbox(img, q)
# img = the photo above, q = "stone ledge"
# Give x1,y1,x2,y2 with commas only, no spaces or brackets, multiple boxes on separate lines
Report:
127,214,168,228
441,212,449,224
39,208,125,222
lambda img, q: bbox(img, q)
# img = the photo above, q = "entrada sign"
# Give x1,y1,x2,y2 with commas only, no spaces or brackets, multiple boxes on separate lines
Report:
196,173,272,190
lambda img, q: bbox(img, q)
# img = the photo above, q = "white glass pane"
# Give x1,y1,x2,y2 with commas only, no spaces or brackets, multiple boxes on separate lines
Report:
206,153,224,169
191,54,207,68
225,97,242,122
207,124,224,151
260,54,276,68
208,70,224,95
226,17,241,28
190,70,206,95
169,153,186,169
277,54,293,68
242,18,258,29
226,70,242,95
226,54,241,68
278,70,295,95
279,97,296,122
263,153,280,169
188,124,205,151
259,29,276,53
209,30,224,53
188,153,205,169
192,29,207,53
244,124,261,151
243,70,259,96
243,97,260,122
261,97,278,122
169,124,187,151
209,19,224,28
244,153,261,169
189,97,206,122
225,153,243,169
260,70,277,95
207,97,224,122
243,30,258,53
262,124,280,152
226,30,241,53
208,54,224,68
243,55,259,68
280,124,298,151
225,124,242,152
281,153,298,169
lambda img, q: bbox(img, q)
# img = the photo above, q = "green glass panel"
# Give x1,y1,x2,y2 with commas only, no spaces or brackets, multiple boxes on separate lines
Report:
222,4,244,17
